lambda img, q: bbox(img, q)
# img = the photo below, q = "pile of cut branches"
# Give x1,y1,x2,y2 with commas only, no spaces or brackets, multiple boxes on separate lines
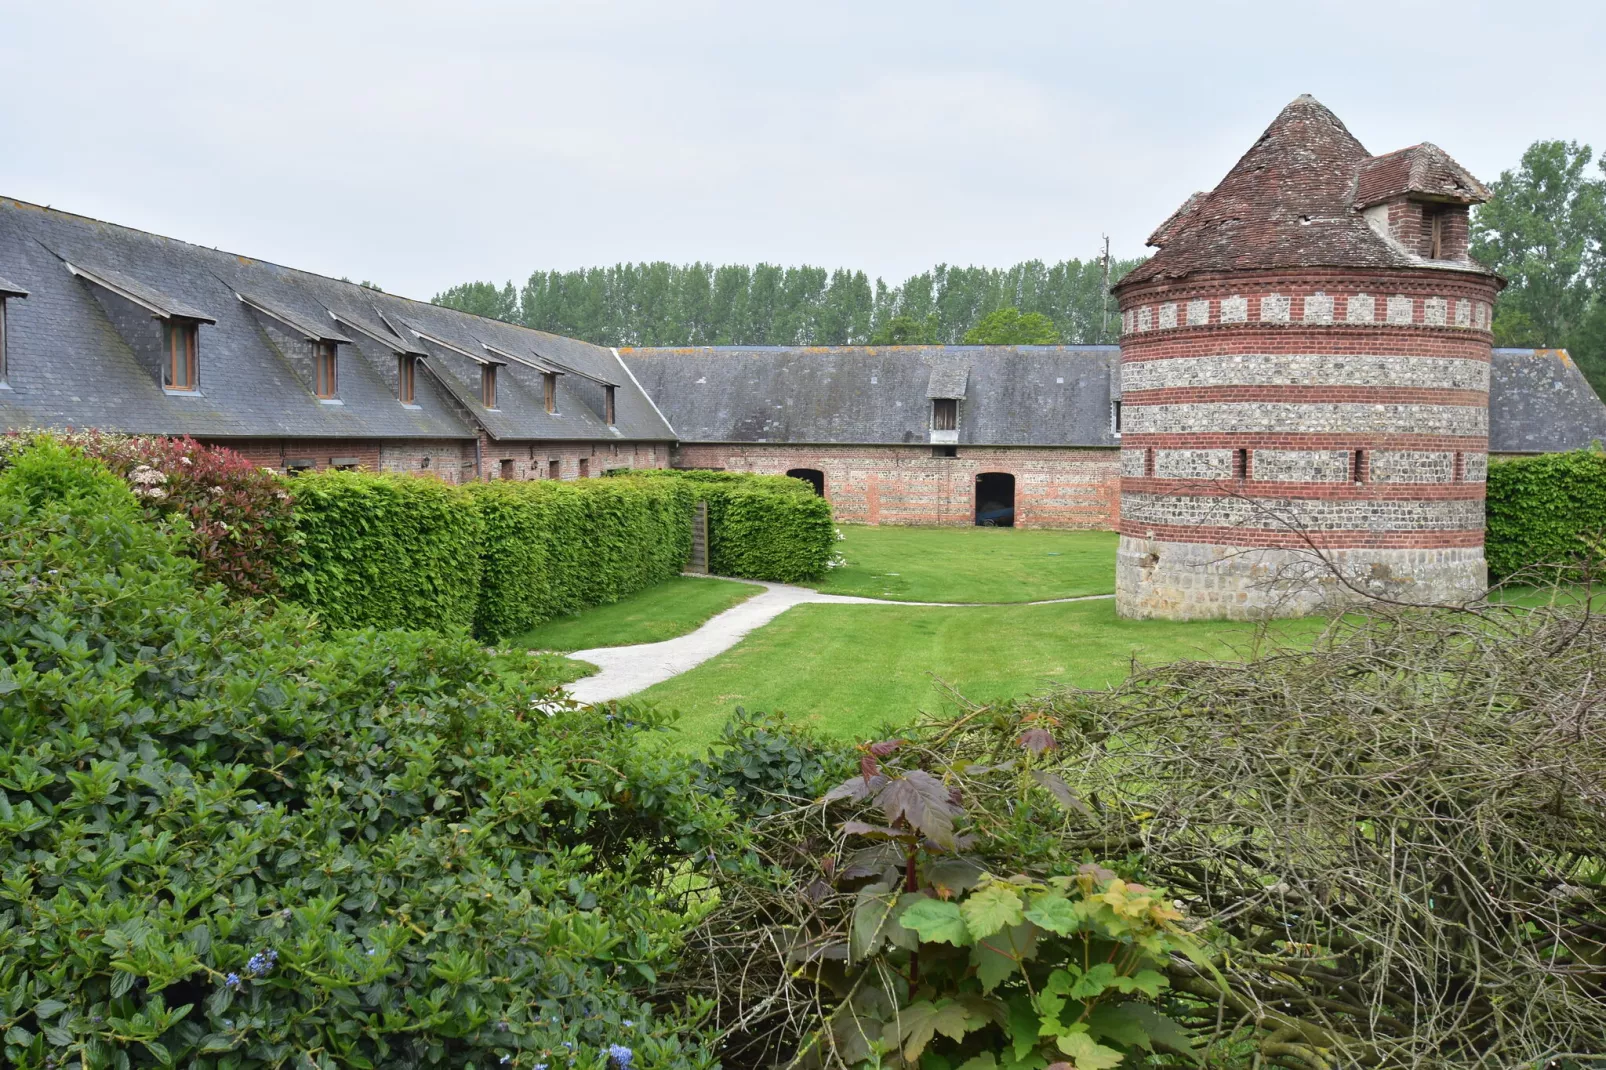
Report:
677,597,1606,1069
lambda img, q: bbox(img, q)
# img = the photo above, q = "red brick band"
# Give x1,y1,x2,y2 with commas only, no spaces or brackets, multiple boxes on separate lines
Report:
1120,478,1486,501
1116,521,1485,549
1121,385,1488,407
1121,433,1487,450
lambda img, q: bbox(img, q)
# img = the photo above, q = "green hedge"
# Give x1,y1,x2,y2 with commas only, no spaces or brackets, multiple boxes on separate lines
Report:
469,477,694,641
1486,446,1606,579
282,470,484,631
637,469,836,583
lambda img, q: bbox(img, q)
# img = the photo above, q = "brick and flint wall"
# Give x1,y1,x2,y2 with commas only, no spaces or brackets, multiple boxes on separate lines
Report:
672,442,1121,529
203,437,671,483
1115,269,1499,619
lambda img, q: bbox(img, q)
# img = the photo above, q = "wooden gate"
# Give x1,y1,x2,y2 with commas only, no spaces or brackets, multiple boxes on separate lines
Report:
687,501,709,573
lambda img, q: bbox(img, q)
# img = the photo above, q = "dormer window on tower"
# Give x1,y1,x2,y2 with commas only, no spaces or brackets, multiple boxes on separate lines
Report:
0,274,26,387
481,365,498,409
164,320,199,391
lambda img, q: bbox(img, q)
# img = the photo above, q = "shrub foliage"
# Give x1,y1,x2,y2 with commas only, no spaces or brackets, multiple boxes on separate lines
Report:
283,469,485,632
0,439,730,1069
1,431,297,598
638,470,835,583
1486,445,1606,578
469,477,694,642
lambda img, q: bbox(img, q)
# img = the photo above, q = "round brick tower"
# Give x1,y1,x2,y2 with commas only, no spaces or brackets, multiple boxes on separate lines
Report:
1112,95,1502,619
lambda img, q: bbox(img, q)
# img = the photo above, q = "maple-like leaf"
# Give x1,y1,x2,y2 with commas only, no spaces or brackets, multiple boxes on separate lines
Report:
868,738,906,757
1023,893,1082,936
824,773,887,803
960,883,1025,940
893,999,988,1061
899,897,969,946
1055,1030,1126,1070
971,920,1040,992
876,770,958,850
1030,771,1094,818
1017,728,1058,753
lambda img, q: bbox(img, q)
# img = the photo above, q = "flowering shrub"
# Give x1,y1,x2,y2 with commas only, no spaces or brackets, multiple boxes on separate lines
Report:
0,439,730,1069
1,431,297,598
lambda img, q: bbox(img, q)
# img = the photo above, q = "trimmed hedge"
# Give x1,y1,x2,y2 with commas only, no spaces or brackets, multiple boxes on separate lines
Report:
469,477,695,641
1486,446,1606,579
283,470,484,631
637,470,835,583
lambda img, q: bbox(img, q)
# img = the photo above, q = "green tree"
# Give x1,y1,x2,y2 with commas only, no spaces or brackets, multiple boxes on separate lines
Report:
432,279,520,323
962,306,1063,344
1472,140,1606,393
868,314,941,345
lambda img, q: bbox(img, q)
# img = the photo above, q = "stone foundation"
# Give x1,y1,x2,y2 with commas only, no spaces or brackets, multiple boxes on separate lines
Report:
1115,535,1486,620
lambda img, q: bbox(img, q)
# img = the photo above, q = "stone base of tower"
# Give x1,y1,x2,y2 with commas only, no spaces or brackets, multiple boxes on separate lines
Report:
1115,536,1486,620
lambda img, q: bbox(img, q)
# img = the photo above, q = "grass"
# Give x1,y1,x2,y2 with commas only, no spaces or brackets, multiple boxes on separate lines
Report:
514,575,763,652
638,598,1329,748
808,525,1120,603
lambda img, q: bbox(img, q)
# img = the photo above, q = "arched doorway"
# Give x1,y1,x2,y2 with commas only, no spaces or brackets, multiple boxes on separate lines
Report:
787,467,826,497
974,472,1015,526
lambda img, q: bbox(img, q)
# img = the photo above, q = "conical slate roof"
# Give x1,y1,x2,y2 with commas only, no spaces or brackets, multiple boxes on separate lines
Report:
1117,95,1493,289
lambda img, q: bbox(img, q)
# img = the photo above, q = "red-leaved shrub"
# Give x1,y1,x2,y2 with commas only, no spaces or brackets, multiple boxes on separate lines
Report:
4,431,298,598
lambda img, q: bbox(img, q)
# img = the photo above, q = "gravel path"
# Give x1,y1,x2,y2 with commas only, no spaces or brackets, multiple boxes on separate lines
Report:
564,577,1114,704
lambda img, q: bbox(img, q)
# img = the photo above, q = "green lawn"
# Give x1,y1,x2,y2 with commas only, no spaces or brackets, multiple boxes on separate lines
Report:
808,525,1119,603
638,599,1328,747
514,576,763,652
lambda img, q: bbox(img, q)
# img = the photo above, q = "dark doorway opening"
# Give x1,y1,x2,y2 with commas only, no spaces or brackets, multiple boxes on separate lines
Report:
787,467,826,496
974,472,1015,527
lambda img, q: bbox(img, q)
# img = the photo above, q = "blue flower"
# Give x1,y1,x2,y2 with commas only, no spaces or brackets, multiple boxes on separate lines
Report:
607,1044,634,1070
247,948,279,975
621,1020,634,1028
224,973,241,989
223,1019,234,1029
535,1064,548,1070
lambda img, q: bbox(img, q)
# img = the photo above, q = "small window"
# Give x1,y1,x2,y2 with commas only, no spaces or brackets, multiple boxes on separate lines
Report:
933,445,958,458
1111,399,1122,434
163,320,198,391
543,372,557,414
548,459,561,480
1351,449,1367,483
1427,206,1445,259
0,297,9,385
419,456,431,469
604,385,616,426
1233,448,1249,480
578,458,590,478
285,457,315,475
314,341,338,398
397,355,416,404
331,456,361,471
499,459,515,479
481,365,498,408
932,398,958,431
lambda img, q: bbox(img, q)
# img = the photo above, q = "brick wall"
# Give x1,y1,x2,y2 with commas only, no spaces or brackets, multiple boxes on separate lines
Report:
671,442,1121,529
204,437,673,485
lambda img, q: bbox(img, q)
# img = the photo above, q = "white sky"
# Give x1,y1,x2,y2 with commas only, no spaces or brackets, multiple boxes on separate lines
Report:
2,0,1601,301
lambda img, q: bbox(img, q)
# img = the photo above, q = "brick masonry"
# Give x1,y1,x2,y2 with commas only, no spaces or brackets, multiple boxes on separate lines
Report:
1116,267,1500,618
671,442,1121,529
201,437,669,484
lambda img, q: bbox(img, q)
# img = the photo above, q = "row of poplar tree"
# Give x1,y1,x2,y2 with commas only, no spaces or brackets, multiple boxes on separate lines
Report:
432,258,1142,347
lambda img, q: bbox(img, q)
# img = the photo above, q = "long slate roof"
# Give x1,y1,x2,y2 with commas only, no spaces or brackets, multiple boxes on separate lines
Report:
625,344,1606,455
1489,350,1606,453
621,345,1121,447
0,197,674,442
1118,95,1497,289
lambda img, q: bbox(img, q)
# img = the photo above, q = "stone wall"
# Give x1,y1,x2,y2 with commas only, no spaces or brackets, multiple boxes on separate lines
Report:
202,437,671,484
671,442,1121,529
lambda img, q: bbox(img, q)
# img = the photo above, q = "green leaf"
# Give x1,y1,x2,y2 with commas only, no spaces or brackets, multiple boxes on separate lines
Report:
1107,1005,1200,1063
851,888,899,962
33,999,66,1019
961,884,1024,940
900,897,969,946
1069,963,1118,999
1110,969,1166,998
1055,1030,1126,1069
1023,894,1081,935
894,999,988,1062
955,1054,997,1070
1007,996,1041,1061
971,921,1040,992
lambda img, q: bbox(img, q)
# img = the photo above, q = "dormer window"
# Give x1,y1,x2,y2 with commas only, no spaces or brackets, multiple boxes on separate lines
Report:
1426,205,1445,259
397,355,416,404
1111,399,1123,435
604,385,616,426
0,296,10,386
932,397,958,431
313,341,338,399
481,365,498,409
163,320,198,392
543,372,557,414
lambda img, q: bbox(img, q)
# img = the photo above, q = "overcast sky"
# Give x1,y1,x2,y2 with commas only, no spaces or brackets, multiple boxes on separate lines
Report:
2,1,1601,301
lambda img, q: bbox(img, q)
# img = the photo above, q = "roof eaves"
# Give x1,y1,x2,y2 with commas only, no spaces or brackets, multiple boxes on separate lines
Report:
330,309,427,355
237,292,352,344
530,348,620,387
64,261,217,323
0,273,27,298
